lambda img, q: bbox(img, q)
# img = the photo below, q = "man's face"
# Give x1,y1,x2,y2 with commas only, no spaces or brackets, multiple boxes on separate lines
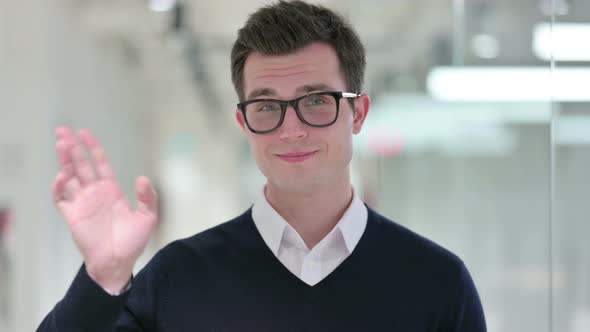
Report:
236,42,370,193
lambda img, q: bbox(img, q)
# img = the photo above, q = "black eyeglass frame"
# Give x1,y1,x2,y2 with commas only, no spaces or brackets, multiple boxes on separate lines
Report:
237,91,360,134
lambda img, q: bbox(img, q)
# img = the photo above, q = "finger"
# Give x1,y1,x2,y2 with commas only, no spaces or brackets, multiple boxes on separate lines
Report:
56,140,75,177
136,176,158,217
56,126,76,144
64,176,82,197
77,128,115,179
52,172,69,204
71,143,96,186
52,172,82,203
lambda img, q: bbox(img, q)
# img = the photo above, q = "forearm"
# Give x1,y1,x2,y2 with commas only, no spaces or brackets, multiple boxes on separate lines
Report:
37,264,131,332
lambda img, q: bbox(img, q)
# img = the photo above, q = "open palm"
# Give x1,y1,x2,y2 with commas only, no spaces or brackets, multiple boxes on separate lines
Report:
52,127,158,292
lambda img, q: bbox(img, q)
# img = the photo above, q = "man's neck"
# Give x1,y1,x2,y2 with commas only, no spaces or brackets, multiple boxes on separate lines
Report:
264,179,353,250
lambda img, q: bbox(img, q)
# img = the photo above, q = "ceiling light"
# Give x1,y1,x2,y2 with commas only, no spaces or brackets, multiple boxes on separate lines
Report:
533,23,590,61
149,0,176,12
427,66,590,102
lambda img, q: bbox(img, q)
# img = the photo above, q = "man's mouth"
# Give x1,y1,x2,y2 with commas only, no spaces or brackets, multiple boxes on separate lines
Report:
275,151,318,163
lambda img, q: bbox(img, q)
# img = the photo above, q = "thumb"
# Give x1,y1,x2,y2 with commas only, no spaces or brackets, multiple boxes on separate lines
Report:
135,176,158,217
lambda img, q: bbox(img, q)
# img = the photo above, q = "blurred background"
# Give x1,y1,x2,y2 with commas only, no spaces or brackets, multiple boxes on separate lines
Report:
0,0,588,331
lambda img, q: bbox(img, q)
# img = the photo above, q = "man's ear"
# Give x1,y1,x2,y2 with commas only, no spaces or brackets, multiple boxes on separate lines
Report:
236,109,247,132
352,94,370,134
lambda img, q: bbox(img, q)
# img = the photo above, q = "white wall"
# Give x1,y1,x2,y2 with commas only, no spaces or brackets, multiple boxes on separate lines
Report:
0,1,149,330
0,2,247,330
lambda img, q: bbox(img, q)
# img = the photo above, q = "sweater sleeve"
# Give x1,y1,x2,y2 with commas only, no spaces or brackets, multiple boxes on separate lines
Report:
441,262,487,332
37,251,168,332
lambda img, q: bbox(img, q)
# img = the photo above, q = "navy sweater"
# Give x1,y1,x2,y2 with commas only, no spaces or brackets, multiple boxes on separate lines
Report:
38,207,486,331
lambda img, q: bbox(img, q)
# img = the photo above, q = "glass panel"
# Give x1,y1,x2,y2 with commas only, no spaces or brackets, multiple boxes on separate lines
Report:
348,1,554,331
551,1,590,331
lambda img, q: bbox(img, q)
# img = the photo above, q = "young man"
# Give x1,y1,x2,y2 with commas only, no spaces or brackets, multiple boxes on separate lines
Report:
38,1,486,331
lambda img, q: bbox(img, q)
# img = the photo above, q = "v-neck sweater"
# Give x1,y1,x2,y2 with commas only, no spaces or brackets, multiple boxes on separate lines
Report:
38,206,486,332
251,186,367,286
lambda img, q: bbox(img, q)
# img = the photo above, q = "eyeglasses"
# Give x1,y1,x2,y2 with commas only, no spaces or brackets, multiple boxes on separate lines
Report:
237,91,360,134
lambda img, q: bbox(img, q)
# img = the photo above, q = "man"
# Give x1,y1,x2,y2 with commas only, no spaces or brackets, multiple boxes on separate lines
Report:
38,1,486,331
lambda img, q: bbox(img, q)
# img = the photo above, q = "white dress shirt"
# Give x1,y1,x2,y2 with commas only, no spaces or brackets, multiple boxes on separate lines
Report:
251,187,368,286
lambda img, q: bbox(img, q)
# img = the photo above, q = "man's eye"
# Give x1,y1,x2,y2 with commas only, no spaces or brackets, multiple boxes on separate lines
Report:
258,104,279,112
308,98,326,105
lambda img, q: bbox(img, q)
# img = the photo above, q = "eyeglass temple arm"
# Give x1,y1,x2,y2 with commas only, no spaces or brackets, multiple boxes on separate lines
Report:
341,92,360,98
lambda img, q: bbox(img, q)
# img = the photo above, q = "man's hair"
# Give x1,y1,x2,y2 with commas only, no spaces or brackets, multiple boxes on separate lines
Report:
231,0,366,102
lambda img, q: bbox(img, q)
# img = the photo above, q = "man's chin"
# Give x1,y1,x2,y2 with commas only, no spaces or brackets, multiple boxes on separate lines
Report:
268,175,323,194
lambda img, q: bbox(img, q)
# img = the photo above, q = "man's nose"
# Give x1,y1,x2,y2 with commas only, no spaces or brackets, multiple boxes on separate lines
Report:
279,105,308,141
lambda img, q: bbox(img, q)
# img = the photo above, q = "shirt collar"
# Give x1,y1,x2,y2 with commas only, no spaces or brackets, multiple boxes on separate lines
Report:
251,187,288,255
251,186,368,256
337,189,368,252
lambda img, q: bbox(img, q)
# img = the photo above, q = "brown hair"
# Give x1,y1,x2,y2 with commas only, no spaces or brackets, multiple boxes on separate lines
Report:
231,0,366,102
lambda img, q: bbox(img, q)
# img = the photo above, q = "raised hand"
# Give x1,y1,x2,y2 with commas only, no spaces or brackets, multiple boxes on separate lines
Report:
51,127,159,293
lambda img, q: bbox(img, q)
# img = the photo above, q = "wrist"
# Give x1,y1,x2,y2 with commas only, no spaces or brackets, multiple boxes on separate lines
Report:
104,275,133,296
86,263,133,293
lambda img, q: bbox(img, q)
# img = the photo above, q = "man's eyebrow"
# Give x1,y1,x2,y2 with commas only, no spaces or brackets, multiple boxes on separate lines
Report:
247,88,277,100
296,83,335,94
246,83,336,100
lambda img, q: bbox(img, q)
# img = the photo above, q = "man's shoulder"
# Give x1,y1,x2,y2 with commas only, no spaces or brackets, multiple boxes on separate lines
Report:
366,207,464,273
132,209,255,282
157,208,255,261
